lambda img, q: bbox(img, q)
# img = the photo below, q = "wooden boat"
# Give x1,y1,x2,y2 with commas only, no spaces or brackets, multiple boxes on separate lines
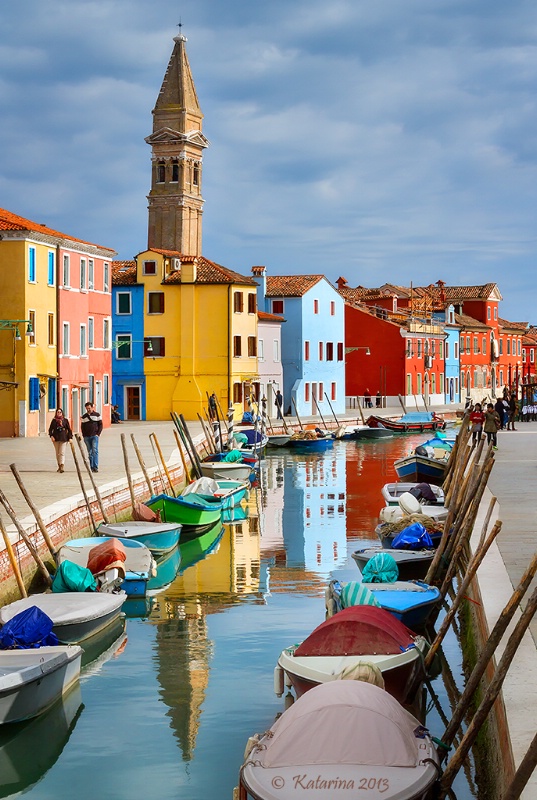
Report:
379,503,449,525
0,593,126,644
222,504,249,524
366,411,445,432
393,454,447,485
98,521,181,555
352,547,435,581
277,606,427,705
146,493,222,531
57,537,155,597
381,482,445,506
238,681,439,800
0,645,82,724
330,580,441,630
180,476,249,509
287,435,334,452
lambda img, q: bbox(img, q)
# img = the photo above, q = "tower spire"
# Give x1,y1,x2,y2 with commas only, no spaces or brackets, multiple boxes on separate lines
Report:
145,33,209,255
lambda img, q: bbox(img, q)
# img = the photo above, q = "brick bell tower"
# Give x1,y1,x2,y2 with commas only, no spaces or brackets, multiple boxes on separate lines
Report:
145,33,209,255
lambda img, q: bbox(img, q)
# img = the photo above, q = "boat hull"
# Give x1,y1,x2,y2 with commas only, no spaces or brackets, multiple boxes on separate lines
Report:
98,522,181,555
393,455,446,485
200,462,254,482
367,414,444,432
381,483,445,506
147,494,222,531
365,582,441,629
0,646,82,724
287,438,334,452
352,548,435,581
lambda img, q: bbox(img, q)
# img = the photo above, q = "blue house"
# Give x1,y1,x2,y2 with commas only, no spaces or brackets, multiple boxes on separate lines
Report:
434,303,461,405
111,262,146,420
252,267,346,418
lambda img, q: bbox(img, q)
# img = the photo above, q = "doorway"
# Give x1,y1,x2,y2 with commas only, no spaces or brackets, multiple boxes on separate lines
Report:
125,386,141,420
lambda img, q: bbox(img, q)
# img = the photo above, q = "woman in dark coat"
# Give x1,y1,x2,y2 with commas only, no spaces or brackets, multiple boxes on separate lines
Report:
48,408,73,473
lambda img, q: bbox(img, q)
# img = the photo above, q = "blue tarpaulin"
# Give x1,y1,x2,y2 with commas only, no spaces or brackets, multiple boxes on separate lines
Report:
0,606,59,649
391,523,434,550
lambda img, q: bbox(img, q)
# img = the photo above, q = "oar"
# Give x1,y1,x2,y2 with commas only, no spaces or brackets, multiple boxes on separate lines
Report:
0,487,52,587
9,463,57,557
171,412,201,478
0,511,27,597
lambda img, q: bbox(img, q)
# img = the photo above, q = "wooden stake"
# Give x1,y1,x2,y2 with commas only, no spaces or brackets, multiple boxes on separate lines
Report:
120,433,137,512
312,394,329,429
130,434,154,496
291,397,303,430
173,428,191,482
357,397,366,426
69,440,97,532
0,511,27,597
503,731,537,800
440,586,537,795
74,435,110,524
325,394,340,426
150,432,176,497
9,463,56,557
179,414,203,477
0,488,52,587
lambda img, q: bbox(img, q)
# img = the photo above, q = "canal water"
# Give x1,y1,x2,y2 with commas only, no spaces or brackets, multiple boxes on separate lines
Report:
0,436,479,800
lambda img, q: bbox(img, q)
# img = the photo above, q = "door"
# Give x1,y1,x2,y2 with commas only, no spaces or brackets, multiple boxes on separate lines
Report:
311,382,317,416
125,386,141,420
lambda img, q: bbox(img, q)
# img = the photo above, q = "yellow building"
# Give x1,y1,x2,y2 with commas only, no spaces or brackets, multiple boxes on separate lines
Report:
134,248,259,420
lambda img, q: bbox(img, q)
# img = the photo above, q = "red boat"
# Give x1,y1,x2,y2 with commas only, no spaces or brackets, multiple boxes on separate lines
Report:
366,412,445,432
277,606,427,706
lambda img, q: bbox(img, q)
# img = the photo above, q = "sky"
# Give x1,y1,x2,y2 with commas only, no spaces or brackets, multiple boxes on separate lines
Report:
1,0,536,322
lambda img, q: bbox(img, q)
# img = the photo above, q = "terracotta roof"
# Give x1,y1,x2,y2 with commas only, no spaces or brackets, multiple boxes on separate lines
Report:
258,311,285,323
441,283,499,301
266,275,325,297
454,312,491,331
0,207,116,254
523,327,537,344
159,254,257,286
498,318,528,332
112,261,138,285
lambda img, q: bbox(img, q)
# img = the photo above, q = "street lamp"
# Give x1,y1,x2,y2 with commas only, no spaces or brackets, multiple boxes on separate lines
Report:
111,338,153,354
0,320,33,338
345,346,371,355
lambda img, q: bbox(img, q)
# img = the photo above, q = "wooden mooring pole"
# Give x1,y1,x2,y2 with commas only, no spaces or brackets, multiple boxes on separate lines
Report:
9,463,57,557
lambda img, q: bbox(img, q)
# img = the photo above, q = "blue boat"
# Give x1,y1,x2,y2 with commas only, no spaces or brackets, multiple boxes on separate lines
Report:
181,476,249,510
287,436,334,452
393,453,447,485
57,536,155,597
364,580,441,629
147,546,181,593
97,521,182,556
222,504,249,524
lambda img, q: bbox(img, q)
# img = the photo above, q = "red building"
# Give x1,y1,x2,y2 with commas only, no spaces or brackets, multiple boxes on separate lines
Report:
522,327,537,384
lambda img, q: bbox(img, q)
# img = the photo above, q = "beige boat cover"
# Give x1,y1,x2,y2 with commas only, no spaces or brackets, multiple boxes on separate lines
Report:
255,681,422,768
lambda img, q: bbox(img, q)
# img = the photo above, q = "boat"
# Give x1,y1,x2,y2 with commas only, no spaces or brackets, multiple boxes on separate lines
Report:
0,683,83,797
180,476,249,509
277,606,427,705
238,680,439,800
393,454,447,485
56,537,155,597
146,493,222,531
0,594,126,644
376,522,444,550
287,434,334,452
97,521,182,555
352,547,435,581
200,460,255,482
330,579,441,630
379,502,449,525
381,482,445,506
266,434,291,447
366,411,445,432
222,504,249,524
0,645,82,724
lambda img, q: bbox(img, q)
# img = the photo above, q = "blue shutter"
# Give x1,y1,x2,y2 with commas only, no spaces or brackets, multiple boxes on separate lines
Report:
48,252,55,285
28,248,36,282
48,378,57,410
29,377,40,411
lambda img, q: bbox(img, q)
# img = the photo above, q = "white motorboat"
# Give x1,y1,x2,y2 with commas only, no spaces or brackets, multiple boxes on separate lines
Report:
238,681,439,800
200,461,254,482
381,482,445,506
0,645,82,724
57,537,156,596
0,593,126,644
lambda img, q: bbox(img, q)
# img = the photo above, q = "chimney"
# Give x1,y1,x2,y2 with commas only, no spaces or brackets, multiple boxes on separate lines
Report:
336,276,348,290
181,256,197,283
251,265,267,309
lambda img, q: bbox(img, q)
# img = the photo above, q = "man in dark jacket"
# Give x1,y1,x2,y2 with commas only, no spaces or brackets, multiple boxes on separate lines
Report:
81,402,103,472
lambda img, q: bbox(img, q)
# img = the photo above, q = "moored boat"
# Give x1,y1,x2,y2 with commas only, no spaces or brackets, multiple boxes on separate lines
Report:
238,680,439,800
352,547,435,582
330,579,441,630
277,606,427,705
0,645,82,724
57,537,155,597
393,453,447,485
266,434,291,447
146,492,223,531
181,476,249,509
200,460,255,482
98,521,182,555
366,411,445,432
381,482,445,506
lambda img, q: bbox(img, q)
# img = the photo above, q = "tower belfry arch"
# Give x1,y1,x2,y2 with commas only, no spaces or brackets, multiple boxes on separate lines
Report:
145,34,209,255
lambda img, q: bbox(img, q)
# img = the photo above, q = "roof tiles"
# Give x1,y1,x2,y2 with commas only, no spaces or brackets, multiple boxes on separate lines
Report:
266,275,324,297
0,207,116,253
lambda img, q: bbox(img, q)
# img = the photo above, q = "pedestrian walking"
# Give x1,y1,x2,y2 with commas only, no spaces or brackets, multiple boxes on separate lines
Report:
469,402,485,445
507,392,518,431
376,391,382,408
363,388,372,409
275,390,283,420
208,393,217,420
81,402,103,473
484,403,501,450
48,408,73,473
494,397,506,430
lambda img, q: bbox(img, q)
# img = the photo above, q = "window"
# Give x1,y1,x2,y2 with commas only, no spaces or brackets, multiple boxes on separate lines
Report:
319,383,324,400
233,383,243,403
62,322,70,355
63,254,70,287
454,341,459,359
417,374,422,394
28,247,36,282
273,339,280,362
331,382,336,401
80,258,87,290
431,373,436,394
62,387,69,415
171,161,179,182
117,292,132,315
103,374,110,405
337,342,344,361
474,337,478,354
438,341,443,360
499,339,503,355
28,310,36,345
518,340,521,356
80,324,87,356
88,259,94,290
248,336,257,357
48,377,56,410
148,292,164,314
440,373,444,393
305,341,310,361
248,294,256,314
272,300,283,314
482,337,487,355
88,375,94,404
326,342,334,361
88,317,94,348
193,164,200,186
522,348,526,363
407,374,412,395
145,337,165,357
487,306,491,320
500,370,504,386
116,334,132,359
258,339,264,361
507,339,511,356
157,162,165,182
48,313,54,346
406,339,412,357
417,340,422,358
318,342,323,361
445,341,449,359
103,318,110,349
48,252,55,286
455,377,459,394
305,383,310,402
103,262,110,292
466,336,471,353
29,377,40,411
531,350,535,364
233,336,242,357
330,301,335,316
313,299,319,314
233,292,244,313
393,297,398,312
494,307,498,320
143,261,157,276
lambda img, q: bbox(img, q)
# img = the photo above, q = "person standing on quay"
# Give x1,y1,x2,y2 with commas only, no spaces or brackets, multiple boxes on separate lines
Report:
484,403,501,450
469,402,485,445
48,408,72,473
275,390,283,420
507,392,518,431
81,402,103,473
